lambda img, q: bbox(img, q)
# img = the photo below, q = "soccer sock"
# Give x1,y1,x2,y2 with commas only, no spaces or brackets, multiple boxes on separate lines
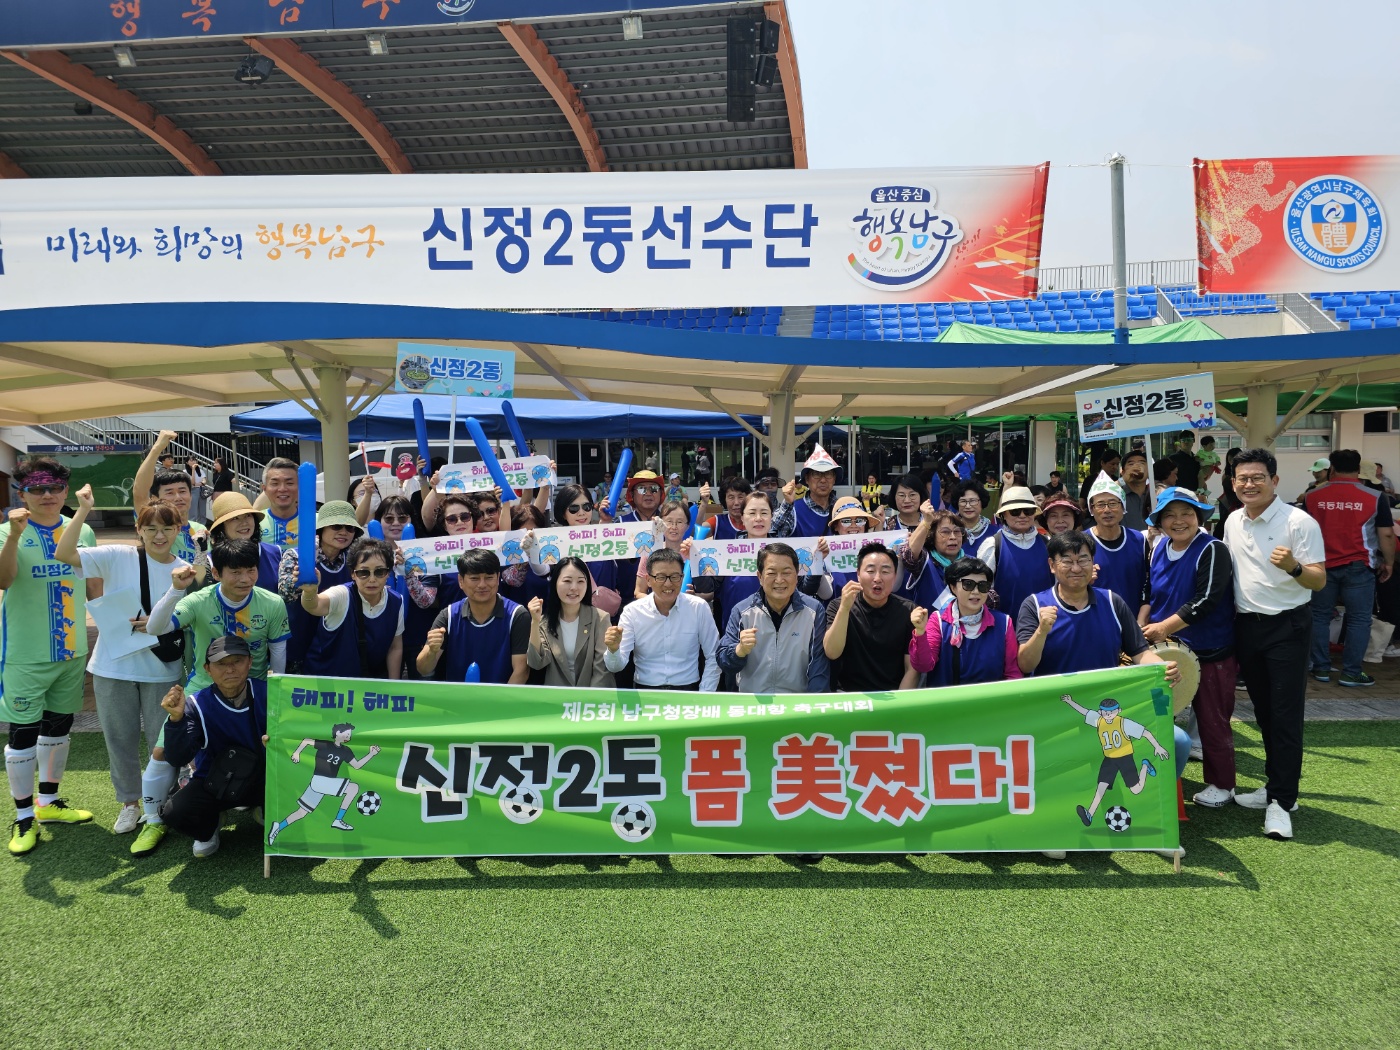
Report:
336,807,348,821
141,756,175,825
35,734,71,805
5,745,37,811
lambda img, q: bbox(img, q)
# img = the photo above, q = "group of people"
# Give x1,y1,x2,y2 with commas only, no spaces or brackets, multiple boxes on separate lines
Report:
3,421,1372,861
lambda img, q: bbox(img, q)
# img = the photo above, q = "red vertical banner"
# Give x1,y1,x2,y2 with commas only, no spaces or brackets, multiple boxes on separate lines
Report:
1195,155,1395,293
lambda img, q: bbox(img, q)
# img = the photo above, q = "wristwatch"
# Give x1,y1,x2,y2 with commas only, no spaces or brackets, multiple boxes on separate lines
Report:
1288,563,1303,578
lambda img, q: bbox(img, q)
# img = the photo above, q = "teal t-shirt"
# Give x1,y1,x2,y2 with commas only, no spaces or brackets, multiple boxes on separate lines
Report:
0,516,96,665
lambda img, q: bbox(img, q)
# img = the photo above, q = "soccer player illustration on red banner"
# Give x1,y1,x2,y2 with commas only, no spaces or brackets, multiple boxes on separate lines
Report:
1059,693,1168,828
267,724,381,843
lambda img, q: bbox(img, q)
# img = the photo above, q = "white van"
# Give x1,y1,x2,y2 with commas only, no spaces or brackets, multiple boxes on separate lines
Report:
314,439,542,503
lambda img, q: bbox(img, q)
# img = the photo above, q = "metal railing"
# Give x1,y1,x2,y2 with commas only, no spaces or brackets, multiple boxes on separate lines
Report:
64,415,265,492
1278,292,1342,333
1037,259,1197,292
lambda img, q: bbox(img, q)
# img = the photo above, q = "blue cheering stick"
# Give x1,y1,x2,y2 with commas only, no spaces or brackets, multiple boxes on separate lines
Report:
466,662,481,683
501,400,530,459
367,521,414,540
464,417,519,502
681,522,711,593
605,448,633,519
296,461,318,586
683,502,699,540
412,398,431,476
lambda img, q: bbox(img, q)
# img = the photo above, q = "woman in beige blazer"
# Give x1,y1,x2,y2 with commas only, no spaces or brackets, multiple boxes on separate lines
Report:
526,557,615,687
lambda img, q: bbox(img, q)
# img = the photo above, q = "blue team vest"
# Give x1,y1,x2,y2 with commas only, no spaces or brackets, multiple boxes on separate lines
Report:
718,575,761,633
286,555,353,670
187,679,268,778
994,533,1051,621
926,612,1011,686
713,514,743,541
393,571,439,681
1148,531,1235,654
791,499,831,538
256,542,282,593
962,519,998,558
443,597,521,683
500,569,550,609
302,584,404,678
1030,587,1125,676
901,555,947,610
1092,528,1147,611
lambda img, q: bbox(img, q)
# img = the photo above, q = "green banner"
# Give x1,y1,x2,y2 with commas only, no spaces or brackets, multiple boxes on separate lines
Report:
265,666,1179,859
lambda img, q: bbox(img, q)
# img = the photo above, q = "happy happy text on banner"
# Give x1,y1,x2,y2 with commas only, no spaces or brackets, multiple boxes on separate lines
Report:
0,168,1050,310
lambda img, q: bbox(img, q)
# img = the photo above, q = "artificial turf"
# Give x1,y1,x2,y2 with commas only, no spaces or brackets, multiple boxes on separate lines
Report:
2,721,1397,1050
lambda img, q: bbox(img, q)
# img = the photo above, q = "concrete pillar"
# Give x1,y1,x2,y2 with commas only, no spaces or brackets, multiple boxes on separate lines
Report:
316,365,350,505
767,390,795,476
1032,419,1058,483
1245,383,1280,450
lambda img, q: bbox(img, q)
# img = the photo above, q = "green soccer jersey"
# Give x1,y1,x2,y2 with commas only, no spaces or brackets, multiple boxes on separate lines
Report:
172,583,290,692
260,511,298,551
172,520,208,565
0,516,96,665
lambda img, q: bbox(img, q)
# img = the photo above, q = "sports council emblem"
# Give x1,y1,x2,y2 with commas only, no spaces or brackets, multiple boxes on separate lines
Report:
846,185,963,292
1284,175,1385,272
437,0,476,14
396,353,432,392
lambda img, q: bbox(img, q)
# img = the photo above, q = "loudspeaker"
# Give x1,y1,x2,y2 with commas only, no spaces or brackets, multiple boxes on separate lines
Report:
726,16,757,122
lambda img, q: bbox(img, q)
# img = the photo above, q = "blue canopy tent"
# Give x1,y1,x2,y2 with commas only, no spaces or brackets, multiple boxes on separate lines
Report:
230,394,763,443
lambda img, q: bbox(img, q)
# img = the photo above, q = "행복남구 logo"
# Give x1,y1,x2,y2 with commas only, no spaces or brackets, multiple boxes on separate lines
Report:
846,185,963,291
1284,175,1385,272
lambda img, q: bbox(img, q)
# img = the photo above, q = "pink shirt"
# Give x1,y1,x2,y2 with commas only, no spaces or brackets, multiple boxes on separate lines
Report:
908,605,1022,680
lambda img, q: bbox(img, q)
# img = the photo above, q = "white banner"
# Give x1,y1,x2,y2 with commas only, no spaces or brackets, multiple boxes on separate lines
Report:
0,167,1049,310
820,530,911,575
689,537,827,578
531,521,660,566
397,529,531,577
436,456,555,494
1075,373,1216,442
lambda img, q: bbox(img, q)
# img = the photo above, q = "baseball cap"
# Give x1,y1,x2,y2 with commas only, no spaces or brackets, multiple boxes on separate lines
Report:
1311,458,1330,472
205,635,251,663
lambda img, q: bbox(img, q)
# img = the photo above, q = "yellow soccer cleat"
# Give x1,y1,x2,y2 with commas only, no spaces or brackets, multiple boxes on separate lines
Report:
8,818,38,856
34,799,93,825
130,821,168,857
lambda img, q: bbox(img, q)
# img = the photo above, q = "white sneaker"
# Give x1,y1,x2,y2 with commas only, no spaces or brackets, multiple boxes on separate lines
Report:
192,831,220,858
1041,850,1067,861
112,803,141,834
1235,787,1298,811
1384,644,1400,658
1193,784,1234,808
1263,802,1293,840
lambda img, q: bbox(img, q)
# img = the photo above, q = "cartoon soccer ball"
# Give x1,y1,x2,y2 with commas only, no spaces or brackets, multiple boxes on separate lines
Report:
610,801,655,842
356,791,382,816
1104,805,1132,832
500,784,543,824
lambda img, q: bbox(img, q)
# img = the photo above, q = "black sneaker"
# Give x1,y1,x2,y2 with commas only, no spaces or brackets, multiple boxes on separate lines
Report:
1338,671,1376,687
1309,667,1331,683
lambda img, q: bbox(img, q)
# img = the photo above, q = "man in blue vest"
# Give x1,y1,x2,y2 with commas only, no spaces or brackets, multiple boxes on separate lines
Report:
1086,471,1150,614
772,444,841,538
417,549,529,684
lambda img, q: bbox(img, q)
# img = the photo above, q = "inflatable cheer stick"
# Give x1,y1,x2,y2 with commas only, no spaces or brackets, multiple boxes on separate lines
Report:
680,522,711,593
466,662,481,683
683,502,700,540
604,448,633,519
412,398,431,476
464,417,519,502
296,461,319,586
368,520,415,541
501,400,530,459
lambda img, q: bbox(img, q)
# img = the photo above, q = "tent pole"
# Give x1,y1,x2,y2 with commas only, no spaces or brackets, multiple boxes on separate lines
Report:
448,394,458,465
999,421,1004,479
315,365,350,504
1110,152,1130,347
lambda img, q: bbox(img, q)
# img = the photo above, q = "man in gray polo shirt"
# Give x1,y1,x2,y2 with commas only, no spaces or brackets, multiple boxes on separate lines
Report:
717,543,829,693
1222,447,1326,841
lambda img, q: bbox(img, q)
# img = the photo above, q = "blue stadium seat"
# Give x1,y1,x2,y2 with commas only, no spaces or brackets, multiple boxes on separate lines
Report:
1360,305,1384,318
1334,306,1360,321
1016,321,1036,331
898,304,917,317
1350,318,1375,330
990,302,1011,314
1058,320,1080,332
1036,321,1057,332
1128,306,1152,320
1321,295,1345,310
1376,316,1399,329
1071,309,1093,321
760,323,778,336
1040,291,1062,302
1370,293,1393,306
1345,294,1368,307
1052,310,1073,323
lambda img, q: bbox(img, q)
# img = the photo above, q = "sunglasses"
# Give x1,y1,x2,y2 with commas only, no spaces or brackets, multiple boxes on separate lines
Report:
633,485,662,495
477,505,501,515
443,513,473,526
326,523,358,532
1005,508,1036,518
380,514,410,525
566,502,595,515
23,484,66,495
353,567,390,579
956,579,992,593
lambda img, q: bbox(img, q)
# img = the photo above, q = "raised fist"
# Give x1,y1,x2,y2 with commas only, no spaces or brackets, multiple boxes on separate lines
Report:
911,606,929,633
840,579,862,608
1037,605,1058,631
170,563,198,590
424,627,446,654
7,507,29,530
736,626,759,658
76,484,95,512
604,625,623,653
160,685,186,722
528,596,544,619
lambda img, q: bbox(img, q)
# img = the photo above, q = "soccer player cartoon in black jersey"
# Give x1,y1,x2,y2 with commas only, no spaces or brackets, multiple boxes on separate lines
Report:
267,723,380,842
1060,694,1169,827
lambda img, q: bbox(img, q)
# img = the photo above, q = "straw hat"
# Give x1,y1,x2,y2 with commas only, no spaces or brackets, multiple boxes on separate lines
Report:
828,496,880,531
209,492,264,535
996,485,1038,517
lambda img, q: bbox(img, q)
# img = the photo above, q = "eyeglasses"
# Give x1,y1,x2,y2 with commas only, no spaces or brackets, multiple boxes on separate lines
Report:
443,514,473,526
23,484,65,495
140,525,175,536
957,497,982,506
566,502,594,515
1234,473,1270,486
633,485,661,495
353,567,390,579
380,514,410,525
1005,508,1036,518
935,528,963,538
649,572,683,584
956,579,991,593
1055,556,1095,569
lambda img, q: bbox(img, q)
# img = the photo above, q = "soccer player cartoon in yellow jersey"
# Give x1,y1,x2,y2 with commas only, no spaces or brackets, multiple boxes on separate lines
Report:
1061,694,1168,827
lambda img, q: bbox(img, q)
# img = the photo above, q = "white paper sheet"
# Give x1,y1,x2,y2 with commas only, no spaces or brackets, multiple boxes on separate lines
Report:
86,588,160,660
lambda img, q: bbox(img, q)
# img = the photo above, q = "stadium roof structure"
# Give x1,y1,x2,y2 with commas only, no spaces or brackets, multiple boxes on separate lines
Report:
0,0,805,178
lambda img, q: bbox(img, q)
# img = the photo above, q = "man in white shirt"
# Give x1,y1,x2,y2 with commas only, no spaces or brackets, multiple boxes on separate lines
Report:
1222,447,1326,841
604,548,719,691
